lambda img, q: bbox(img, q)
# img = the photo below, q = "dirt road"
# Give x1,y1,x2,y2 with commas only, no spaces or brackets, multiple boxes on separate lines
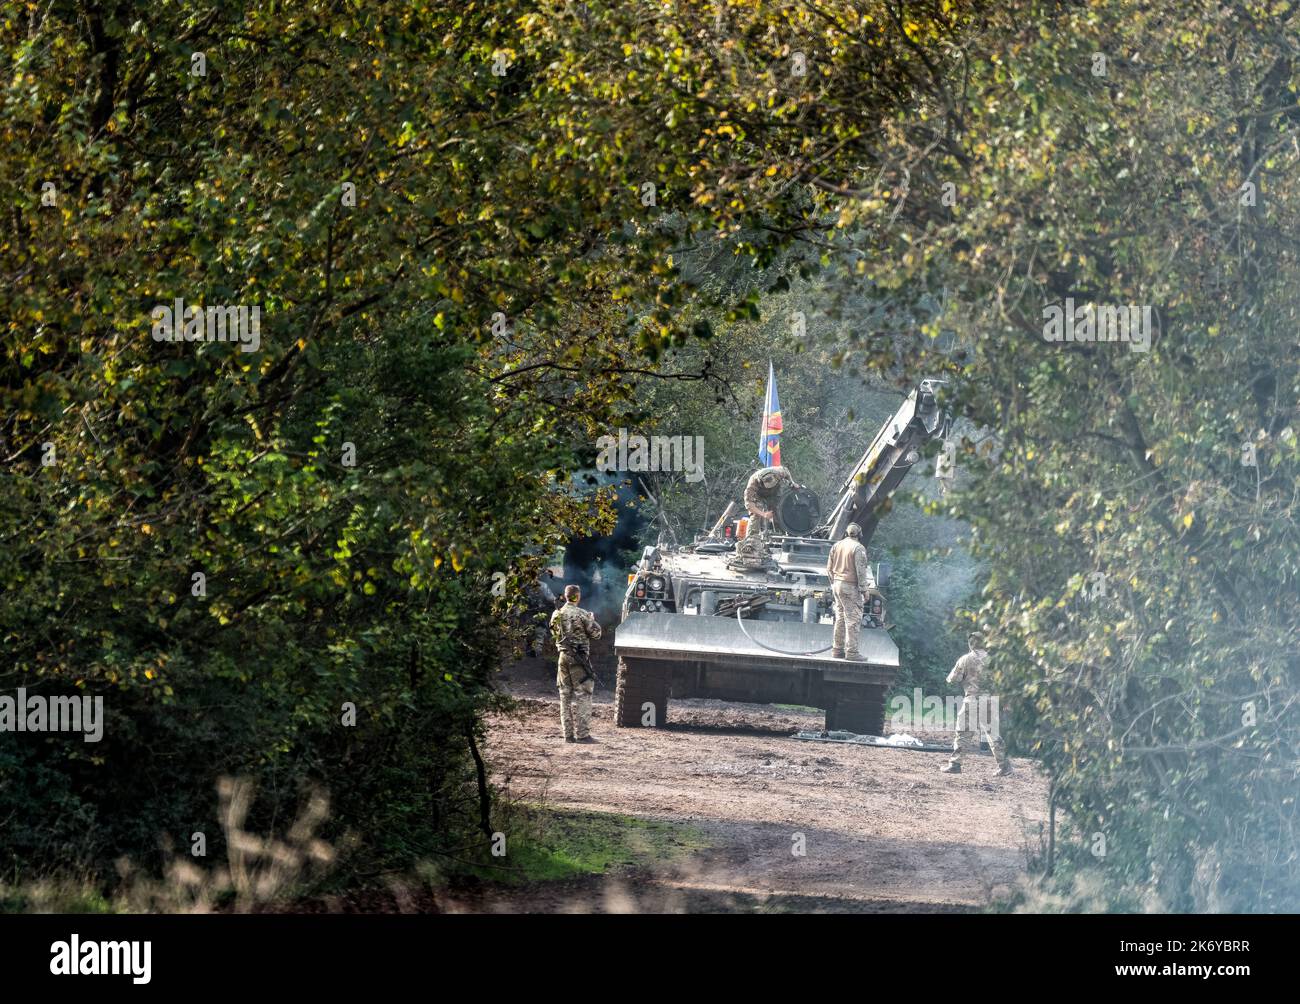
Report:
459,660,1050,913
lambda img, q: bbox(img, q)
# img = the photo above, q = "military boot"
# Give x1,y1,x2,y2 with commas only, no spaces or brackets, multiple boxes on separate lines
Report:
830,648,845,659
843,650,868,661
995,762,1014,776
940,761,961,773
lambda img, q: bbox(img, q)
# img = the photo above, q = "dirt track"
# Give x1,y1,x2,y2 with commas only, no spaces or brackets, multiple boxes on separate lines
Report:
455,660,1050,913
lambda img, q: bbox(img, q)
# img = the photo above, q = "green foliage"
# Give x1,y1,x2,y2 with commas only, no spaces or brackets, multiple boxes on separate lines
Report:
455,806,708,887
816,1,1300,911
880,554,966,701
4,0,1296,915
6,0,943,892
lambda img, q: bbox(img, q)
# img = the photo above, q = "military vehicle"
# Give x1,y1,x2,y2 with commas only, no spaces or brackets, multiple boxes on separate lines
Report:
613,380,946,735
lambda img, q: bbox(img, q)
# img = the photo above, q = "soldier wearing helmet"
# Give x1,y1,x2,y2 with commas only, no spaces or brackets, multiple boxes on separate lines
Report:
825,523,871,661
743,465,793,533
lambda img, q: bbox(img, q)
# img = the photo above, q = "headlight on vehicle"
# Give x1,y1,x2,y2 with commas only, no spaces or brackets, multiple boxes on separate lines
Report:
648,575,665,592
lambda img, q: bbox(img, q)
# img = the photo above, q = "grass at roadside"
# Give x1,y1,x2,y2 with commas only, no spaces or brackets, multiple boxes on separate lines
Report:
0,804,711,912
0,874,115,914
444,804,709,886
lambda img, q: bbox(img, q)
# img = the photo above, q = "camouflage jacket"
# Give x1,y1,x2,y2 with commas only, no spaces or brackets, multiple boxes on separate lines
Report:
549,601,602,653
743,466,791,517
947,648,989,695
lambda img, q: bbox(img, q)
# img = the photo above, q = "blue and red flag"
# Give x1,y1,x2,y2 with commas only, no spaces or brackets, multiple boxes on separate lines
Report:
758,361,783,466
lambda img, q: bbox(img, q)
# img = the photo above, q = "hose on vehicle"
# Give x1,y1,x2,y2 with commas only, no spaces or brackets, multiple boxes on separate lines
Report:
734,607,835,656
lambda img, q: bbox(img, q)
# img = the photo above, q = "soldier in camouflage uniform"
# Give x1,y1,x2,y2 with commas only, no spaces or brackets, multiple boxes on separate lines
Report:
727,529,775,572
743,466,792,533
941,633,1013,776
549,584,603,743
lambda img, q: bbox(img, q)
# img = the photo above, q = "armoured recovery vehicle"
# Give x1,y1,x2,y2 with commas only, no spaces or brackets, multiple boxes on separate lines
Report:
613,379,946,736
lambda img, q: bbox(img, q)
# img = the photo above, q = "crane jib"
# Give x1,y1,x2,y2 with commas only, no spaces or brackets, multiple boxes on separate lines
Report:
824,381,946,543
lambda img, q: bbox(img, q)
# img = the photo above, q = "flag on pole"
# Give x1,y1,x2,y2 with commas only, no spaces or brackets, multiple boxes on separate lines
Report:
758,361,783,466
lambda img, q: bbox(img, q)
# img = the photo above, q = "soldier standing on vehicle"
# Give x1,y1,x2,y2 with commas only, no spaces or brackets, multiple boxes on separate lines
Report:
550,584,603,743
825,523,870,661
941,633,1013,776
743,465,792,533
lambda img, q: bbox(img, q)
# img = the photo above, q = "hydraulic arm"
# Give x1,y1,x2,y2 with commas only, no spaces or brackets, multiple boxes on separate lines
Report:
821,379,947,544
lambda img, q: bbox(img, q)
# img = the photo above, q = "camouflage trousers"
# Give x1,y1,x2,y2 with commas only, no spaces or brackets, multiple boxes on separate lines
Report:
557,651,594,740
729,532,770,570
831,580,864,655
949,694,1008,767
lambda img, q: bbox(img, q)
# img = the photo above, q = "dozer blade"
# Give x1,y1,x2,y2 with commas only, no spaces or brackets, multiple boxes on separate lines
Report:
614,611,898,685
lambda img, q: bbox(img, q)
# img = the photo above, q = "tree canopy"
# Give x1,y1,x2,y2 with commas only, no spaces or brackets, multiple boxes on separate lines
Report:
2,0,1296,911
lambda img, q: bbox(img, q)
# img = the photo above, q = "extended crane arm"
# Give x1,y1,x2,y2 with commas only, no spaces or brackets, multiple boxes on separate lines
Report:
821,379,947,544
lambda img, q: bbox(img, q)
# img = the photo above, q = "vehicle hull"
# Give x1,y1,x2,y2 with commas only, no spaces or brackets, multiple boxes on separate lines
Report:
613,612,898,733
